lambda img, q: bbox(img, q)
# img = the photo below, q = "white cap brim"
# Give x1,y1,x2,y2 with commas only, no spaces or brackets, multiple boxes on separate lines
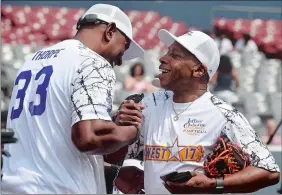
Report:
158,29,179,48
122,39,144,60
122,159,144,170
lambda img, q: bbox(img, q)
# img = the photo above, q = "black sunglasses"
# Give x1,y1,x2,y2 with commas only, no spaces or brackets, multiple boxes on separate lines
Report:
77,14,131,48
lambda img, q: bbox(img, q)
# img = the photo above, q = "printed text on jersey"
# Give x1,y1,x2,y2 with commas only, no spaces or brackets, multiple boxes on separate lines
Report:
144,138,204,162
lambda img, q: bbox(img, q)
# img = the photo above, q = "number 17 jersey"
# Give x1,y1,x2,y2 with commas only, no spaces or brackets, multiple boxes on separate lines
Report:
2,39,116,194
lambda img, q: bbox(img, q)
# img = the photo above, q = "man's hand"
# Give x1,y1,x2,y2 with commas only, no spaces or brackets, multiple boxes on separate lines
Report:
163,171,216,194
105,100,144,163
114,166,144,194
115,100,144,129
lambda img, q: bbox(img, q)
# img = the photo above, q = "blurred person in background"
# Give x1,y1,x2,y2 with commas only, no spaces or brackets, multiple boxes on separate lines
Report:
235,33,258,53
235,38,245,52
124,62,157,93
211,55,240,104
214,30,233,55
242,33,258,53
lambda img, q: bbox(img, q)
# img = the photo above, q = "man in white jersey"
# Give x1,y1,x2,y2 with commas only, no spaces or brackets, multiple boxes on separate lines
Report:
115,30,280,194
2,4,144,194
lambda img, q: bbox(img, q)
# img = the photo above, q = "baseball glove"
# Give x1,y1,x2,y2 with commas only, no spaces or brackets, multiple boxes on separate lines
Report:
196,135,250,178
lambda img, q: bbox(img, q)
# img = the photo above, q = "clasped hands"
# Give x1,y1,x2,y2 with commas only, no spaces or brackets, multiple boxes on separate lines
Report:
115,100,144,131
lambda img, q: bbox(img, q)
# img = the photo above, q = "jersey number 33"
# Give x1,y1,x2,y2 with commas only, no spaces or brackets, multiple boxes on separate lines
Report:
10,65,53,120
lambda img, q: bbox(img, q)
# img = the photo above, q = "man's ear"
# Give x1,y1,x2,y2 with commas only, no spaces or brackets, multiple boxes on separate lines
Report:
104,23,117,42
192,65,206,78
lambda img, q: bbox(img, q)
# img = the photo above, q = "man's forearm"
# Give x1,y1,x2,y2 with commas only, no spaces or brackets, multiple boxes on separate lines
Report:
88,125,138,155
73,119,138,155
223,166,280,193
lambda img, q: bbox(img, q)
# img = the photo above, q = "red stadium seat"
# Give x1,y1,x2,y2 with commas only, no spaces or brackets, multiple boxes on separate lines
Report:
11,10,28,27
159,16,173,30
126,10,142,24
2,6,23,18
213,18,228,31
45,27,69,40
142,11,160,27
168,22,188,36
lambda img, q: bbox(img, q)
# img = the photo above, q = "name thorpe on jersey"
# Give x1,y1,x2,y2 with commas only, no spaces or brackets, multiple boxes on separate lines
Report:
32,49,65,61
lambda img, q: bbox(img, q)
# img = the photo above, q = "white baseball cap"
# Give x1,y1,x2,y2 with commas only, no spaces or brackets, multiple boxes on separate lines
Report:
122,159,144,170
80,4,144,60
152,29,220,88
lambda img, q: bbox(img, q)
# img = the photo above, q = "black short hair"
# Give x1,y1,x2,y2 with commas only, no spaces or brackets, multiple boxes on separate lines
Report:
76,14,108,33
130,63,145,77
243,33,252,41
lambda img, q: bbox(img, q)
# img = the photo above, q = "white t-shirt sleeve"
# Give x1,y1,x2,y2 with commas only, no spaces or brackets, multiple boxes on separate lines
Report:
221,111,280,172
70,56,115,126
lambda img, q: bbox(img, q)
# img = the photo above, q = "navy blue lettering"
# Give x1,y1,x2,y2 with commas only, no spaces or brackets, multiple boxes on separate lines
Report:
146,147,151,159
151,148,155,159
155,148,160,159
32,49,64,61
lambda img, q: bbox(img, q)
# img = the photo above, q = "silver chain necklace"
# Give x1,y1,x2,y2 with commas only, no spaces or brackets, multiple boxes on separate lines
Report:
172,101,194,121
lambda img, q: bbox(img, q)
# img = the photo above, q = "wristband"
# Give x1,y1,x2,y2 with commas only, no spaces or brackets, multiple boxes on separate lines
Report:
213,178,224,194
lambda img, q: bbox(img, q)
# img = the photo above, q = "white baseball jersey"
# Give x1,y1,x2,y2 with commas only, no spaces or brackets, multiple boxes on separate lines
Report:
127,91,280,194
2,39,115,194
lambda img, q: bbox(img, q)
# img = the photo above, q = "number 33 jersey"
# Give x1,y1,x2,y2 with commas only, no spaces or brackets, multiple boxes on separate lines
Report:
2,39,115,194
